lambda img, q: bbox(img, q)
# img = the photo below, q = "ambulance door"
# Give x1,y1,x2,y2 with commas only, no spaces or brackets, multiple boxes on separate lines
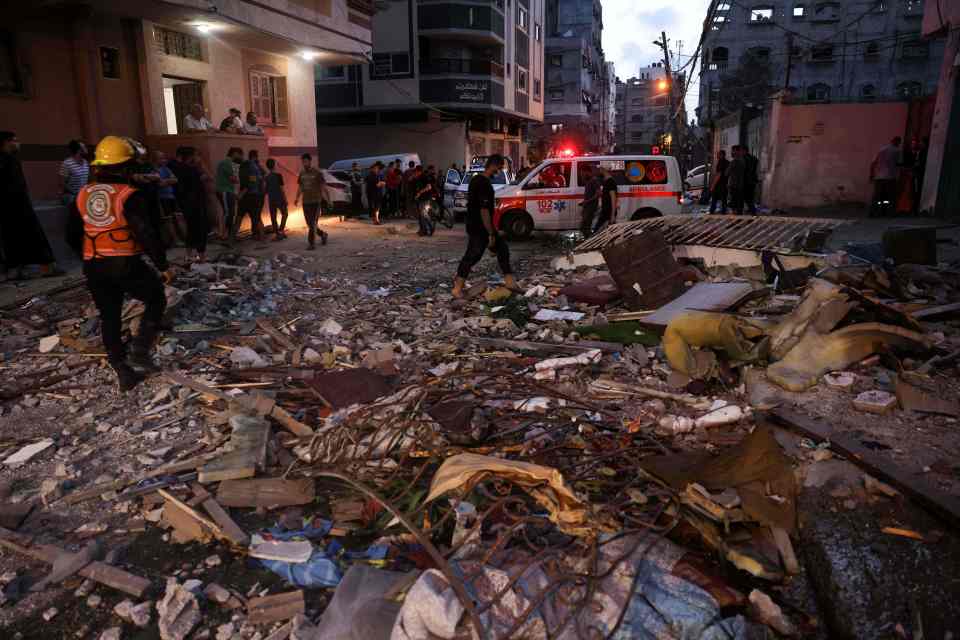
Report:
520,161,573,230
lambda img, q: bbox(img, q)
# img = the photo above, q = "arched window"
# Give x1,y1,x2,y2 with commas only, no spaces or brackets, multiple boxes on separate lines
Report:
806,83,830,102
897,81,922,98
860,84,877,100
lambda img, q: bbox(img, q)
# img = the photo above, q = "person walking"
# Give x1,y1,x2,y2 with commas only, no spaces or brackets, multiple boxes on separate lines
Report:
60,140,90,206
742,147,759,215
402,161,417,217
870,137,901,218
235,149,266,243
578,164,601,238
365,161,385,225
265,158,288,239
708,150,730,214
215,147,242,242
452,155,518,298
167,146,209,263
69,135,171,391
593,166,619,233
294,153,328,249
152,150,183,248
385,161,402,218
0,131,60,281
727,146,747,215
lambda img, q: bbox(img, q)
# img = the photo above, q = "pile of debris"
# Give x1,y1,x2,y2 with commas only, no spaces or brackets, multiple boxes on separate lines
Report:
1,218,959,639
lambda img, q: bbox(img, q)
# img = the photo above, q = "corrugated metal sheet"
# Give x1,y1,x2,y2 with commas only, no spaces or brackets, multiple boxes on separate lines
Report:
575,215,853,253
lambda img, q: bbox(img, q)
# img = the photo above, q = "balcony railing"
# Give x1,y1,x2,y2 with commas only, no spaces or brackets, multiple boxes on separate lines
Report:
419,58,505,77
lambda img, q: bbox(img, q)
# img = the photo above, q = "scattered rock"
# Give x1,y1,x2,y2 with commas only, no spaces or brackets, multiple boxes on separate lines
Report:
40,478,65,506
98,628,122,640
158,579,202,640
87,594,102,608
204,583,231,604
38,335,60,353
852,390,897,414
230,346,268,368
204,555,221,568
823,371,856,390
318,318,343,336
748,589,797,637
42,607,58,621
114,600,152,628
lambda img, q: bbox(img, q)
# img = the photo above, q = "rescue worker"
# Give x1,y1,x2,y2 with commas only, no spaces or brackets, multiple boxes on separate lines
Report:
71,136,172,392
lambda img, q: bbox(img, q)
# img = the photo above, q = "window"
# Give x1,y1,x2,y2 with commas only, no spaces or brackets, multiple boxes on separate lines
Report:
550,54,563,67
806,83,830,102
793,5,806,18
550,89,563,101
810,44,835,62
864,41,881,59
577,159,668,185
551,123,563,133
902,0,922,17
860,84,877,100
153,26,203,61
523,162,571,189
902,40,929,59
370,52,411,78
99,47,121,79
534,78,541,99
630,114,644,123
748,47,771,62
518,6,528,30
535,23,542,41
750,7,774,22
874,0,888,11
897,81,922,97
249,71,289,126
517,68,527,92
813,2,841,21
322,65,346,80
0,30,25,95
709,46,729,71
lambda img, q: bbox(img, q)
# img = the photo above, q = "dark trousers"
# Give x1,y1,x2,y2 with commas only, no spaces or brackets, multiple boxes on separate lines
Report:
729,187,744,215
234,193,265,240
457,229,512,279
709,188,728,214
742,183,757,214
159,198,186,248
183,202,209,255
84,256,166,366
303,202,320,247
269,197,288,233
351,186,362,216
385,187,398,215
580,203,598,238
871,179,897,217
593,208,613,234
218,191,237,236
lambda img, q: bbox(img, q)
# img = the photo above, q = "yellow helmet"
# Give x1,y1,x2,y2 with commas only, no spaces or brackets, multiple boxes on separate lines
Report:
91,135,146,166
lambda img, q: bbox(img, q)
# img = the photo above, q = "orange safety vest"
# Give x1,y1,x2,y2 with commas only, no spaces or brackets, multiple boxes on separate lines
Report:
76,183,143,260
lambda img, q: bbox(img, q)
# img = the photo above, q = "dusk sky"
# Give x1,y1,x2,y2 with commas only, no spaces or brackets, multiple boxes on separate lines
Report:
603,0,712,117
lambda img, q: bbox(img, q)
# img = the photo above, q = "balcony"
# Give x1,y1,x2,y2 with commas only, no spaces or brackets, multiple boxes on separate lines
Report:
419,58,504,78
418,3,505,42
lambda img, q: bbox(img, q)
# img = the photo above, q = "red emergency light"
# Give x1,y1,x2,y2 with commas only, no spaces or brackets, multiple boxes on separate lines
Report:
651,146,661,155
561,148,575,157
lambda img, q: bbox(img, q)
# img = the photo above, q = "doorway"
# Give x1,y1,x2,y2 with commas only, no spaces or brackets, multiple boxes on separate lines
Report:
162,75,206,134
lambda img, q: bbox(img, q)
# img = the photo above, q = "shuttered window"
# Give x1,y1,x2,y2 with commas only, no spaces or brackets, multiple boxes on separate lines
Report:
249,71,289,126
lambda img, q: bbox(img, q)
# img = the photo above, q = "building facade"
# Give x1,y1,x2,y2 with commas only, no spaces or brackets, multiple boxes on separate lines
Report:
2,0,371,202
698,0,944,122
314,0,545,170
527,0,611,156
614,64,670,154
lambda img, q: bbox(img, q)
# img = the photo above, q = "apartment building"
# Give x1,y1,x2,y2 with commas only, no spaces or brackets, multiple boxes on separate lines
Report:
2,0,371,201
698,0,943,121
314,0,546,170
614,64,671,154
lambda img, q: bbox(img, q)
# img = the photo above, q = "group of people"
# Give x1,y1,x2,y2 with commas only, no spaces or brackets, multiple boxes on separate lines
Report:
182,104,265,137
708,145,760,215
578,164,619,239
870,135,929,217
357,159,453,231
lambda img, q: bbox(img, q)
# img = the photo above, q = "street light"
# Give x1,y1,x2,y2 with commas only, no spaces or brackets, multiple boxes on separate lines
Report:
657,79,669,92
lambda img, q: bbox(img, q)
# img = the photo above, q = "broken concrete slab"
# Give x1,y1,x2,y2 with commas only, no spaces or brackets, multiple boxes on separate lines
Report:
852,390,898,415
157,578,202,640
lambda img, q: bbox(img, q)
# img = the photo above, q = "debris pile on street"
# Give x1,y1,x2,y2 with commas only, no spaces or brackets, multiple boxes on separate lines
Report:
1,221,959,639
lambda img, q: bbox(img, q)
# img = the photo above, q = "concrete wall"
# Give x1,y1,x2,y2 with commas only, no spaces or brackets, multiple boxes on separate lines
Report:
316,120,468,170
763,100,909,209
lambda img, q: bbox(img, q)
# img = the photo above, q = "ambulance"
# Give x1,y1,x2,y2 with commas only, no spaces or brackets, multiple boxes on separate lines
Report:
492,155,685,240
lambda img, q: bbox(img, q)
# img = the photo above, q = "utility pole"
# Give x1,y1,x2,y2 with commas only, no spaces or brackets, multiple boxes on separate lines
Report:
658,31,682,169
784,34,794,92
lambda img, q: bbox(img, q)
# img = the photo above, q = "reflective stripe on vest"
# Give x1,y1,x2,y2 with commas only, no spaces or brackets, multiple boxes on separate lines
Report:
76,183,143,260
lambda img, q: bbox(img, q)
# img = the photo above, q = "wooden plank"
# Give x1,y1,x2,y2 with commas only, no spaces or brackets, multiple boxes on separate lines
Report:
768,409,960,529
198,494,249,546
198,415,270,483
217,478,315,509
0,529,149,597
247,590,305,624
268,405,314,437
639,282,757,330
911,301,960,320
256,319,297,351
159,489,226,542
467,337,623,355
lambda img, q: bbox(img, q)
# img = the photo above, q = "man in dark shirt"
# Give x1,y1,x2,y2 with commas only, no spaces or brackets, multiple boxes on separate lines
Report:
741,146,759,215
579,164,602,238
365,162,385,225
709,150,730,214
453,154,517,298
593,167,619,233
264,158,288,239
167,146,209,262
727,145,746,215
235,149,266,242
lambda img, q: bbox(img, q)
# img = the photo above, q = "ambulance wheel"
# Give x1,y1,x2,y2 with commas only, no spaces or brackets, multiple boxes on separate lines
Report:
501,211,534,240
631,208,662,220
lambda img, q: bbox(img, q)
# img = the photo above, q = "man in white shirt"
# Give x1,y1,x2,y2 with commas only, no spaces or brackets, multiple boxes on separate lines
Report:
242,111,264,136
183,104,213,133
870,136,901,218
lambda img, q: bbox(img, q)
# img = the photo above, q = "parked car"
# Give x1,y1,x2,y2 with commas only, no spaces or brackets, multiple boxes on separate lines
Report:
493,155,685,240
328,153,421,173
451,168,515,216
685,164,707,192
319,169,350,216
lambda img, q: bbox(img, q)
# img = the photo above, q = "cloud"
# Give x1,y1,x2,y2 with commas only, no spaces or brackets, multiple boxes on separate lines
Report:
603,0,711,113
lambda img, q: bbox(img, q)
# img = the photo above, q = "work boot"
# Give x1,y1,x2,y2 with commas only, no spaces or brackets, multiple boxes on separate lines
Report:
452,276,466,299
503,274,522,292
128,347,161,375
111,361,145,393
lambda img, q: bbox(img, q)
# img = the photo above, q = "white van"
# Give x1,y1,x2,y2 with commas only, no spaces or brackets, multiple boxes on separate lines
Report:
328,153,421,173
493,155,684,239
